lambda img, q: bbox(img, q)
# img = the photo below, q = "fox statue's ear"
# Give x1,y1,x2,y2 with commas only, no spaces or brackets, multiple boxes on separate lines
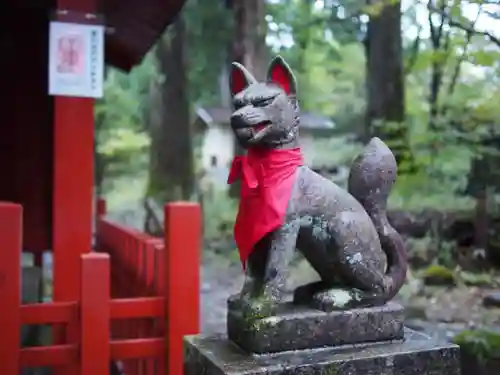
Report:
267,56,297,96
230,62,257,95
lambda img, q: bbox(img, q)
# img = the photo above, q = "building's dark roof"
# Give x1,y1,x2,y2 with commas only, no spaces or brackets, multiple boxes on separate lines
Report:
4,0,186,71
102,0,187,70
194,106,335,131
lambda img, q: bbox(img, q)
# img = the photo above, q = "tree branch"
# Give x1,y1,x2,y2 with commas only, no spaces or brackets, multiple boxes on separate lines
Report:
405,29,421,74
427,4,500,48
446,7,481,98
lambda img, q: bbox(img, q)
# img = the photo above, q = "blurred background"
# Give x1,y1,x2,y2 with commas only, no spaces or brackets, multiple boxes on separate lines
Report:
92,0,500,368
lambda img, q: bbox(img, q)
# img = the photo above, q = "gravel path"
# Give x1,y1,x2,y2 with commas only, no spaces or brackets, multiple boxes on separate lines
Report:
200,254,243,334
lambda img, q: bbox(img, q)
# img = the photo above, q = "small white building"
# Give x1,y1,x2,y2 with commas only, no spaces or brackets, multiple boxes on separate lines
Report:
193,106,337,187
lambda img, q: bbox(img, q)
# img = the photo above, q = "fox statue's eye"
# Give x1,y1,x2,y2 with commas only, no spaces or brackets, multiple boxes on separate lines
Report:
253,97,274,108
233,100,245,110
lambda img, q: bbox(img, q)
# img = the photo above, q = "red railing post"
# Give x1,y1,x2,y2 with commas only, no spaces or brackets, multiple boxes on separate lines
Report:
144,241,155,375
164,202,201,375
0,202,22,375
81,253,110,375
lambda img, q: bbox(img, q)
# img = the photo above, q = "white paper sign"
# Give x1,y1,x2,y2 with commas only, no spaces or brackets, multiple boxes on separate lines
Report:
48,21,104,98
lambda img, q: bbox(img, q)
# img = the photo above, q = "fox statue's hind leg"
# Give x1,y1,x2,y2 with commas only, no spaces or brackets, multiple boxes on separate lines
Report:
294,218,387,310
292,137,407,311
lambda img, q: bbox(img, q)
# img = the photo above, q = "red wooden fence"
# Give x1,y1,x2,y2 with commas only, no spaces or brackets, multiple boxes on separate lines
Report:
0,199,201,375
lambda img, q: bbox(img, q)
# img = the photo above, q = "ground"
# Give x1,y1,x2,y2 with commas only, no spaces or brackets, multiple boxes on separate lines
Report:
201,252,242,334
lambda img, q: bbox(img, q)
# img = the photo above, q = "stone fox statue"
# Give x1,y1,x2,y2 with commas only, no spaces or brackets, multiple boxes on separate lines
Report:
227,56,408,317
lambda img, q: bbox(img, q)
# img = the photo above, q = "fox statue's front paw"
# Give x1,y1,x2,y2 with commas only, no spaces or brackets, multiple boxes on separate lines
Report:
242,297,277,320
237,289,279,320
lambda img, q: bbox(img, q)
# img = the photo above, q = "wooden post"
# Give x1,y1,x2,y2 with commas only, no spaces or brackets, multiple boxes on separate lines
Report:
81,253,110,375
53,97,94,297
0,203,22,375
164,202,201,375
52,0,98,375
51,3,97,375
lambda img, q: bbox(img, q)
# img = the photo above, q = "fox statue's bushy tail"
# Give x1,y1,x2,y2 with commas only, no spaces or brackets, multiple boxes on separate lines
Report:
347,137,408,302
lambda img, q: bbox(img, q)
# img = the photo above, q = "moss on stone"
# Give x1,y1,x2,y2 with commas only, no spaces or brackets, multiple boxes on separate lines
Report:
322,364,340,375
239,297,279,331
421,264,456,286
453,329,500,363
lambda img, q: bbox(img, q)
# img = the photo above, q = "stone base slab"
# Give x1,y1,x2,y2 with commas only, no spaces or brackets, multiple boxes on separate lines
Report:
184,328,460,375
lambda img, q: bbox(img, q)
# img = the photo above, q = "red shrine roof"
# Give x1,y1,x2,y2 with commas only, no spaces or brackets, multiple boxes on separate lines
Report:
103,0,187,71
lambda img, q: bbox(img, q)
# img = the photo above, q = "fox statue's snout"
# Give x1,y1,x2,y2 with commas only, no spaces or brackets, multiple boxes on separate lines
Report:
229,89,273,148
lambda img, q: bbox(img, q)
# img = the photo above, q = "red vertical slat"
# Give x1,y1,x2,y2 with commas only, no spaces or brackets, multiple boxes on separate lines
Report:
0,202,22,375
156,242,166,375
165,202,201,375
124,235,134,375
137,238,144,375
145,241,156,375
81,253,110,375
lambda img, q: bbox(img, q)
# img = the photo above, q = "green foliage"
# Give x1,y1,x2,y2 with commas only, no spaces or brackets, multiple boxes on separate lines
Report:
310,135,364,167
458,271,499,287
421,264,456,285
184,0,232,106
454,329,500,363
94,0,500,250
95,66,154,192
202,190,237,240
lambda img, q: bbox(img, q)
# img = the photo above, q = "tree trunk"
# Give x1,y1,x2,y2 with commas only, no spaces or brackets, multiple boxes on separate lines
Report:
94,67,109,197
146,14,194,205
365,0,415,173
227,0,267,198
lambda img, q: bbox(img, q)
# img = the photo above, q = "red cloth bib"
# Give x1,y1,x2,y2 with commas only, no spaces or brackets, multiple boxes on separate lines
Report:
227,147,303,267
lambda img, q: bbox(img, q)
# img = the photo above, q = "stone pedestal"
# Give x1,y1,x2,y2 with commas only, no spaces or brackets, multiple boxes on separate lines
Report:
227,297,405,354
185,299,460,375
